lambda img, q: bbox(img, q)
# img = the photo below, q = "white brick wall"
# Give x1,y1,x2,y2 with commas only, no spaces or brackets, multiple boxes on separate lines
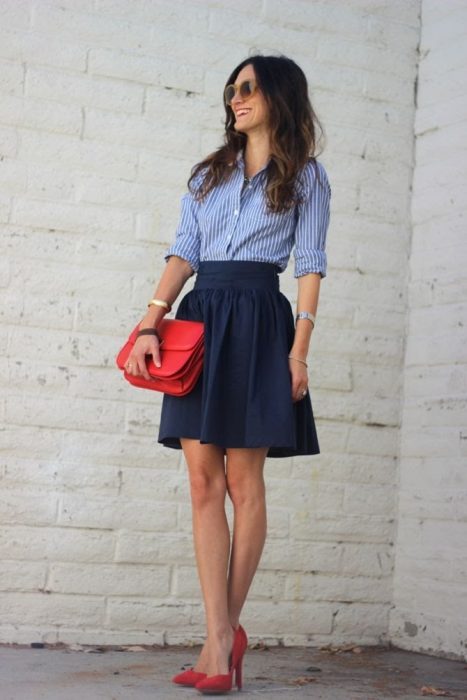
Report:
389,0,467,660
4,0,463,658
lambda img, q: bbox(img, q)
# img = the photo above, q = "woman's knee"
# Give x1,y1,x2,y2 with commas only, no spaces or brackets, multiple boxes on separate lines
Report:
189,469,226,509
225,449,267,508
227,475,265,508
181,439,227,510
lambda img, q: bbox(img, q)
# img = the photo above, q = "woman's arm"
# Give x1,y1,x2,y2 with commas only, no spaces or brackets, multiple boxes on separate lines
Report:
289,161,330,401
288,272,321,402
127,255,194,380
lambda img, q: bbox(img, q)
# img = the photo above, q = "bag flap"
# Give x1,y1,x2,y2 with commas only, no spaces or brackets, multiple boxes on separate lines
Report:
156,319,204,351
116,319,204,372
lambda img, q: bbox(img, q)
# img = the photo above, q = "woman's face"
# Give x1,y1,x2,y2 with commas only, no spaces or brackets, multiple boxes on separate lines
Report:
229,64,269,136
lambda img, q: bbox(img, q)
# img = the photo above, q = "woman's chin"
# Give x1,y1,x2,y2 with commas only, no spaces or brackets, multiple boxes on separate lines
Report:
234,122,249,134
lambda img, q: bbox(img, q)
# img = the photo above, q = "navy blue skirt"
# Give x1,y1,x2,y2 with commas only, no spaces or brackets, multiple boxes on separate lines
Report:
158,261,320,458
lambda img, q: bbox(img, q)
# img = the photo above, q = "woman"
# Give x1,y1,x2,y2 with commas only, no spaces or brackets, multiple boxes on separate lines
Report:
124,54,331,694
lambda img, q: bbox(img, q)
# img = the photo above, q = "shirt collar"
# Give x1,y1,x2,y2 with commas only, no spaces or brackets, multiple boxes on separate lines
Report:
236,149,270,178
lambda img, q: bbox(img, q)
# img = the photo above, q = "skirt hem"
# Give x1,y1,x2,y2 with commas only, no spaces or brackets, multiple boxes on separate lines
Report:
158,436,320,459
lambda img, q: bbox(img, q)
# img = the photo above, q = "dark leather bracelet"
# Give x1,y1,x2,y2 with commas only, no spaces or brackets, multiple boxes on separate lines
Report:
137,328,161,341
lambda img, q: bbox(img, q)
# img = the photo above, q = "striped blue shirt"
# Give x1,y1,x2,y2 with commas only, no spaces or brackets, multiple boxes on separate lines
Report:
165,151,331,278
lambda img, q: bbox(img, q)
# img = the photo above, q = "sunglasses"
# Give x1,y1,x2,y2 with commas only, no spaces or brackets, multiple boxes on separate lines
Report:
224,79,258,106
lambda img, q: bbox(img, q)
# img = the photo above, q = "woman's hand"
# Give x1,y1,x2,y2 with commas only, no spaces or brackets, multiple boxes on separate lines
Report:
125,335,162,381
288,357,309,402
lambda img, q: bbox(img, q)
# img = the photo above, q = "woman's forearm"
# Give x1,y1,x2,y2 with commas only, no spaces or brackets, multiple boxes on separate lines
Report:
139,255,194,330
290,272,321,359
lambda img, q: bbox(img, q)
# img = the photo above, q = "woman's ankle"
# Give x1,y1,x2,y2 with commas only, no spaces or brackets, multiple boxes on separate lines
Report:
207,625,234,644
230,619,240,630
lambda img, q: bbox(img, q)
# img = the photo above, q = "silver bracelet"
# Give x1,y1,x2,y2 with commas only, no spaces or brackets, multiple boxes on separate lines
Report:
296,311,315,327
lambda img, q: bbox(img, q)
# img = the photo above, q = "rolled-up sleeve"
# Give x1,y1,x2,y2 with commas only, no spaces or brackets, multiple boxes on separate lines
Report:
293,161,331,278
164,179,203,273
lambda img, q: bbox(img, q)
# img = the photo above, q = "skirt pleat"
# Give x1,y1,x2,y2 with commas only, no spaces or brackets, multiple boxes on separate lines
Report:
158,260,320,458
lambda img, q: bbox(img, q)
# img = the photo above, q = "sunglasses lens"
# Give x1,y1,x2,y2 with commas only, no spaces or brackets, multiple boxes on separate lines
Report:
225,85,235,104
240,81,254,98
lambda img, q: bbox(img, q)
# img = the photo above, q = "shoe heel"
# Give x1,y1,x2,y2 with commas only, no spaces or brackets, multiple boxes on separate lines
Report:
235,657,243,690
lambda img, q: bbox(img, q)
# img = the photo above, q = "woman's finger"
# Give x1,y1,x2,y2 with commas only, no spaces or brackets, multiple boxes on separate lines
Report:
291,378,308,402
136,355,151,380
289,362,308,402
152,346,161,369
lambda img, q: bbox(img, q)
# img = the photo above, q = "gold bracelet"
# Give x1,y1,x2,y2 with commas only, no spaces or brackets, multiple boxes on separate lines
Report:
288,355,308,368
148,298,172,313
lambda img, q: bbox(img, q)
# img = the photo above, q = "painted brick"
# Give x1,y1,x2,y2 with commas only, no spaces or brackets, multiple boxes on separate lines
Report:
0,489,58,526
0,27,86,71
343,484,396,517
60,431,182,470
0,592,105,627
0,125,18,157
332,602,390,639
0,94,81,135
84,107,202,157
26,65,145,114
291,513,395,545
32,5,155,52
284,572,392,604
261,540,343,574
0,561,46,591
243,600,334,636
11,197,133,239
89,47,205,92
48,563,171,597
58,494,178,533
116,532,197,566
18,131,139,179
96,0,209,33
107,598,203,630
0,1,31,30
293,453,396,486
0,525,115,563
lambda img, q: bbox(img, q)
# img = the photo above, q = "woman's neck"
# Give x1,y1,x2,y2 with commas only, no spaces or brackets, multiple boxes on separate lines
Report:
243,132,271,178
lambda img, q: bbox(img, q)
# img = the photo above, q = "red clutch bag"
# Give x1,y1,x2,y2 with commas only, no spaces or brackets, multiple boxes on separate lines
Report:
116,318,204,396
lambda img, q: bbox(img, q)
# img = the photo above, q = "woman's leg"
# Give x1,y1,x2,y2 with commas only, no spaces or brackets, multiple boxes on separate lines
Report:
225,447,269,628
180,438,234,676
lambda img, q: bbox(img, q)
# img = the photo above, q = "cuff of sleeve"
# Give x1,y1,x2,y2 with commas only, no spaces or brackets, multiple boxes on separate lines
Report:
294,250,327,278
165,248,199,273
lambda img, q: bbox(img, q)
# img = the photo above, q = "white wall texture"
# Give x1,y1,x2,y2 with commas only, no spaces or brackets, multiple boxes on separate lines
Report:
389,0,467,660
0,0,464,659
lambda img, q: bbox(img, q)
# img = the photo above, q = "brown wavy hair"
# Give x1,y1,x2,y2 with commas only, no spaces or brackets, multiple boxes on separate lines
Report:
188,54,326,213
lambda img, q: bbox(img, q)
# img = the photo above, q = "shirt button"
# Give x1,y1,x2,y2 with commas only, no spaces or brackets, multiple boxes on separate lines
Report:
234,209,239,216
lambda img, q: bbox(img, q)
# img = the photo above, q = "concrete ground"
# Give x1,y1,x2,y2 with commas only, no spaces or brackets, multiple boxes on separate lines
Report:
1,642,466,700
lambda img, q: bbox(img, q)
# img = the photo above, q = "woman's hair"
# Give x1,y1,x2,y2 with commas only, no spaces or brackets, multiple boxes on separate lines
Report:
188,54,326,213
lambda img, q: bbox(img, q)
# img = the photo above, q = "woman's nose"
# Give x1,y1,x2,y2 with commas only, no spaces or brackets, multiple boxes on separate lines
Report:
231,91,244,107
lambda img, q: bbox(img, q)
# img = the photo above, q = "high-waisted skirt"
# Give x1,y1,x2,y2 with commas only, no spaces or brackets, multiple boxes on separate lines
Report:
157,260,320,459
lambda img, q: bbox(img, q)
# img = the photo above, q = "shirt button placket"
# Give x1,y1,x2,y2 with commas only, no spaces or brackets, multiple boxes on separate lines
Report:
227,202,240,254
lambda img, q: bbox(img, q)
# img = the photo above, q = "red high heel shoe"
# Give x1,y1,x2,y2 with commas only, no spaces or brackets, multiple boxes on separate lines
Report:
172,667,207,687
195,625,248,694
